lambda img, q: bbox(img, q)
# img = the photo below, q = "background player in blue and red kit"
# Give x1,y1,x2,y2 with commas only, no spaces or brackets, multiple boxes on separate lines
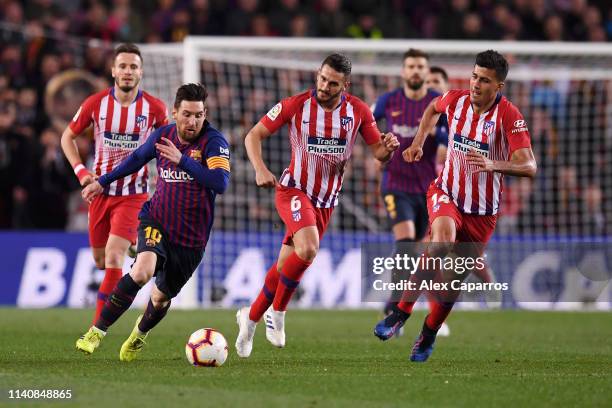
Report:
75,83,230,361
235,54,400,358
374,50,537,362
61,43,168,325
371,49,450,336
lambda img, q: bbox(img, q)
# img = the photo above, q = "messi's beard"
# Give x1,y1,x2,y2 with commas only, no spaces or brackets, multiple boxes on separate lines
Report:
179,127,202,142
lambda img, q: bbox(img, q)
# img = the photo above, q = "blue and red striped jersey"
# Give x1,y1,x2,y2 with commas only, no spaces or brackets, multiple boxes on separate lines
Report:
372,88,447,194
99,121,230,248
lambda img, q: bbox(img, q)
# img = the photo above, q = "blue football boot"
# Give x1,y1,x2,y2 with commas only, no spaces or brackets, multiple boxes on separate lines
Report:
374,308,410,340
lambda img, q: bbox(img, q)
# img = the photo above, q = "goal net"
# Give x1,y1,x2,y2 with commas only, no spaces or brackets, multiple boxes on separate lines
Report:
140,38,612,309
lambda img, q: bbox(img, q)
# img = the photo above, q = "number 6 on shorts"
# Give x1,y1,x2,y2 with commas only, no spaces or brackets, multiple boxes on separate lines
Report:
291,195,301,212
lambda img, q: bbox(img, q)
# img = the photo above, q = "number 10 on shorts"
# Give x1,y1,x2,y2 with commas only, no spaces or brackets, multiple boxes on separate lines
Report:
144,226,162,247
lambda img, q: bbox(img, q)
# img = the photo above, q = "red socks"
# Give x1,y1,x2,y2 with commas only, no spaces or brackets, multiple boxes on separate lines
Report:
272,252,311,311
93,267,122,325
425,302,455,331
249,263,279,322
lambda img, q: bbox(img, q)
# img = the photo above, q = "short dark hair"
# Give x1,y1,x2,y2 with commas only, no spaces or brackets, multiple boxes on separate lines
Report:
475,50,508,82
403,48,429,62
321,53,351,77
429,66,448,82
174,83,208,109
113,43,143,64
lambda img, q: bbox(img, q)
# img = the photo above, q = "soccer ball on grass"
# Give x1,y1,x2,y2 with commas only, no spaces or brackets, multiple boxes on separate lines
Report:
185,328,228,367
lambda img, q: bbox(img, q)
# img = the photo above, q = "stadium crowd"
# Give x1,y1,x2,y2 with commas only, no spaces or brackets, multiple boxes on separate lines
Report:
0,0,610,235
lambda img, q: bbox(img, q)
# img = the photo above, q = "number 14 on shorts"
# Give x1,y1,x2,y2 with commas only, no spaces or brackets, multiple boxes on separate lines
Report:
431,192,450,213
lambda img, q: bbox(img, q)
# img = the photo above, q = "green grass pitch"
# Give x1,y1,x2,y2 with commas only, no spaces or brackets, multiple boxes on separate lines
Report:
0,308,610,407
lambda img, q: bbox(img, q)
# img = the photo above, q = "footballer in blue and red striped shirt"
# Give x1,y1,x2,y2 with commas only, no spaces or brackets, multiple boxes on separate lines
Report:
372,50,449,239
371,49,449,325
75,83,230,360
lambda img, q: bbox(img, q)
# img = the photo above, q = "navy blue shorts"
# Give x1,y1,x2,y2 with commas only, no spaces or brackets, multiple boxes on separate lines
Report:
381,191,429,240
136,218,204,299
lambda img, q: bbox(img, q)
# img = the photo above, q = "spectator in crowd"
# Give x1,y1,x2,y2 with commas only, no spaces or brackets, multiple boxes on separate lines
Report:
316,0,351,38
346,14,383,39
0,99,31,228
226,0,260,36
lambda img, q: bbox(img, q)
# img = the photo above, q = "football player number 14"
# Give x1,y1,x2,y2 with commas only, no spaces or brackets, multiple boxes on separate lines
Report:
431,193,450,206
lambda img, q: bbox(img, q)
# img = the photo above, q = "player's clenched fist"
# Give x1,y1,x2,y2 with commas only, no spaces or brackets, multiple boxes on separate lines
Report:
79,173,95,187
466,149,495,173
255,167,277,188
382,132,400,152
82,181,103,203
403,145,423,162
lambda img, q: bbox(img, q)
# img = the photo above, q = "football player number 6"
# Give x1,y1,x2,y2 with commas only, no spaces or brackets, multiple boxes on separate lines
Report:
290,195,301,212
431,193,450,207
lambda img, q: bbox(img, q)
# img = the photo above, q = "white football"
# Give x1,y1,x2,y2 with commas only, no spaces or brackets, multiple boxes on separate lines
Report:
185,328,229,367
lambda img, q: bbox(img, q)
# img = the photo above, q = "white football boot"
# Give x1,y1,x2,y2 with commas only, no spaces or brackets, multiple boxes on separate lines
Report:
263,308,286,348
437,322,451,337
235,307,257,358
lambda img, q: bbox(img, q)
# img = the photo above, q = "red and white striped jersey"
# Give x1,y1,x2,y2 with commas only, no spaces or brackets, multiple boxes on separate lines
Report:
434,90,531,215
260,90,381,208
69,88,168,196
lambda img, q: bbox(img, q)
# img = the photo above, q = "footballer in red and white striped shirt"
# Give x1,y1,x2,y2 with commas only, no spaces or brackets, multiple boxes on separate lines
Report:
61,43,168,326
375,50,537,363
236,54,400,358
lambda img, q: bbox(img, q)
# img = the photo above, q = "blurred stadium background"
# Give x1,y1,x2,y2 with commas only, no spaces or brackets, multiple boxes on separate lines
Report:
0,0,610,310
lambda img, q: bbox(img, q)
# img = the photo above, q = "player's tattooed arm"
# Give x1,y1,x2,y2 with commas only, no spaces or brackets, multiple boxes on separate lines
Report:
466,147,537,178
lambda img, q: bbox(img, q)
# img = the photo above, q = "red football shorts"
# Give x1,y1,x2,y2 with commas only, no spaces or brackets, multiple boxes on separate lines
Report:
88,193,148,248
275,185,333,246
426,184,497,245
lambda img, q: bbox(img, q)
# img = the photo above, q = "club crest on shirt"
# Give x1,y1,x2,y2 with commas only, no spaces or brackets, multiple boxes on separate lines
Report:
341,116,354,131
483,120,495,137
189,149,202,161
136,114,148,127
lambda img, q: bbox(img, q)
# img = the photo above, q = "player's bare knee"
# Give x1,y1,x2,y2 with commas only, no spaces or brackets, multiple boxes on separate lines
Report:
295,243,318,262
428,241,454,258
150,293,170,309
431,229,455,246
104,249,125,269
129,263,153,285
